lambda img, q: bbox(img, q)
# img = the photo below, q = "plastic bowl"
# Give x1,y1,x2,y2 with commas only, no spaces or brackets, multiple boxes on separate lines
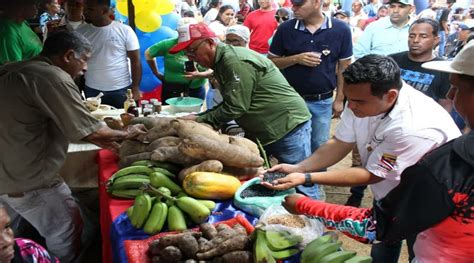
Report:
165,97,203,113
84,97,101,112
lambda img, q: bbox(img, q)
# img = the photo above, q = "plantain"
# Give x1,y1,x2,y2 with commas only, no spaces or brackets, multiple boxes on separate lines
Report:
175,196,211,224
126,206,134,218
265,230,302,250
110,189,142,199
269,248,299,260
143,201,168,234
151,161,181,174
343,255,373,263
319,251,357,263
198,200,216,210
150,171,182,195
107,174,150,192
131,160,153,167
300,234,334,261
107,166,154,184
301,240,342,263
253,229,276,263
167,205,187,231
130,193,152,228
152,167,176,178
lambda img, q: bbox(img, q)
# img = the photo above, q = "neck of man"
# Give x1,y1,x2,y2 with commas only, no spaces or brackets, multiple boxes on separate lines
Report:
68,14,83,22
260,5,272,11
304,11,325,33
93,16,112,27
391,17,409,28
408,50,435,62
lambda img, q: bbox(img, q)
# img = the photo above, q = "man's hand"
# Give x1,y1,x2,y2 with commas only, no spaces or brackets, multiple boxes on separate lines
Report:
282,193,306,214
297,52,322,67
179,114,198,121
332,99,344,118
184,70,204,80
125,124,148,139
131,86,141,101
260,172,305,191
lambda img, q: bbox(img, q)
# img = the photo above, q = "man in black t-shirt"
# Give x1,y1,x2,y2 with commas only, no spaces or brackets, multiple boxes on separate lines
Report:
390,18,451,111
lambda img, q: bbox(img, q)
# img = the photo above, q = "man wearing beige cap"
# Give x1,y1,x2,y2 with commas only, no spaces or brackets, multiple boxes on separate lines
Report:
225,24,250,47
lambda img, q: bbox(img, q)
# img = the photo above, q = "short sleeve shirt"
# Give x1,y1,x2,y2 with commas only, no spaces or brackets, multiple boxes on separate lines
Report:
269,16,352,96
335,84,461,200
0,57,102,194
0,19,42,65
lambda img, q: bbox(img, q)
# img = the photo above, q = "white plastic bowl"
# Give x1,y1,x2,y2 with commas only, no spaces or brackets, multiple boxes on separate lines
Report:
165,97,203,113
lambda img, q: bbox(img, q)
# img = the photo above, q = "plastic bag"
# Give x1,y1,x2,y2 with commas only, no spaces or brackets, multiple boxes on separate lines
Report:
258,204,325,246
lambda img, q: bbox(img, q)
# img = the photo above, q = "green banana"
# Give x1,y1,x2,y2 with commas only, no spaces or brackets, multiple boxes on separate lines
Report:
265,230,302,250
130,193,152,228
108,166,154,184
151,161,181,174
131,160,153,167
126,206,134,218
107,174,150,191
301,240,342,263
300,235,334,261
269,248,299,260
157,187,172,196
150,172,182,195
143,201,168,234
152,167,176,178
343,255,373,263
319,251,357,263
198,200,216,210
110,189,142,199
175,196,211,224
253,229,276,263
167,205,187,231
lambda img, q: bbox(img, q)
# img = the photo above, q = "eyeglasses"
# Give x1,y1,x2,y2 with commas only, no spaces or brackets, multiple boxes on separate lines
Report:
185,40,207,57
225,38,245,46
275,15,289,22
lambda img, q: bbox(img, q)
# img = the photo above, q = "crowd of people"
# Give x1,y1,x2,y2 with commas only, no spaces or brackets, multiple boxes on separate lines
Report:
0,0,473,262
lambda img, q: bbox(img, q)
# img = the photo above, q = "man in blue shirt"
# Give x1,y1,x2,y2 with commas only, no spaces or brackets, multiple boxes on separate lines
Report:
353,0,413,59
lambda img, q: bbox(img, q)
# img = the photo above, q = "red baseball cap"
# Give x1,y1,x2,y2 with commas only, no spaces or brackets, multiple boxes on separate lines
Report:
169,23,217,54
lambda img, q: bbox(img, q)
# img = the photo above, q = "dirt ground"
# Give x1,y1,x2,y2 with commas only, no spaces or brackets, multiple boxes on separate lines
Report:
324,119,409,262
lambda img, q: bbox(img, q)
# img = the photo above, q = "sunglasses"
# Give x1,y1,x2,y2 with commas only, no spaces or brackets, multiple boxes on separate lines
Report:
275,15,289,22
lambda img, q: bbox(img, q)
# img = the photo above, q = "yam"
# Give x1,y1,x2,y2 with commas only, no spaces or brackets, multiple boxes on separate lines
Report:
179,135,264,168
178,160,224,183
151,146,198,166
221,251,252,263
104,117,123,130
130,116,173,130
232,223,247,236
177,234,199,259
146,136,181,151
196,235,248,260
197,237,209,252
171,119,223,142
149,240,161,256
158,232,202,249
139,126,177,143
228,136,259,155
119,152,152,168
222,166,260,178
119,140,149,158
159,246,182,262
199,226,236,252
199,223,218,240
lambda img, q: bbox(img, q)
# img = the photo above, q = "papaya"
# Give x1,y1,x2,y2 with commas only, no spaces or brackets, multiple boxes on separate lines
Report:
183,172,241,200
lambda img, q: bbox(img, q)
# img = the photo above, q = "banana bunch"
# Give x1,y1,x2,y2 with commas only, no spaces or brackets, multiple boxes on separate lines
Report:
128,186,216,235
106,160,181,199
301,234,373,263
253,229,302,263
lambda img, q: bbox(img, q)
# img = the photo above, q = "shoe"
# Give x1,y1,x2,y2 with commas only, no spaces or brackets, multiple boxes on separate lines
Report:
345,194,362,207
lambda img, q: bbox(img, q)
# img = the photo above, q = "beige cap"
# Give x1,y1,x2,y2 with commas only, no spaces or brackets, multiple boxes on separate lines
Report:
422,41,474,77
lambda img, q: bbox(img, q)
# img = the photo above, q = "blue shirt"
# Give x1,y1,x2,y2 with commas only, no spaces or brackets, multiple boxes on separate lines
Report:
269,16,352,96
353,17,410,59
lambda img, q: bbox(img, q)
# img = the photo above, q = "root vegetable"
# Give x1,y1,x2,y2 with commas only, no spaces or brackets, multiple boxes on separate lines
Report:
198,237,209,252
178,234,199,259
104,117,123,130
130,116,172,130
178,160,224,183
119,152,152,168
150,256,161,263
216,224,231,232
179,135,264,168
158,232,202,249
200,226,236,252
199,223,218,240
228,136,259,155
159,246,182,262
149,240,161,256
171,119,223,142
147,136,181,151
119,140,149,158
139,126,177,143
232,223,247,236
151,146,198,166
222,166,260,178
221,251,252,263
196,235,248,260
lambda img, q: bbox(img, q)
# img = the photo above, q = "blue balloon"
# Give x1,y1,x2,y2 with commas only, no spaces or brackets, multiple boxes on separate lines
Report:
161,13,181,30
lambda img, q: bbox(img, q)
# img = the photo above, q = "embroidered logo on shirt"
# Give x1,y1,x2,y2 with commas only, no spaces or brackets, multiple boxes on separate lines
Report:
377,153,397,172
322,48,331,56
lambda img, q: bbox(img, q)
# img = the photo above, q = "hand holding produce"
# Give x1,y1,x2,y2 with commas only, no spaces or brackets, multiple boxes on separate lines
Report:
260,172,306,191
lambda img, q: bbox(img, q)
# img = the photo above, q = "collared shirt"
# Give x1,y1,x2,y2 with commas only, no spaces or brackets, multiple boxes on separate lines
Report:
335,84,461,200
0,57,102,194
269,15,352,96
353,16,411,59
197,44,311,145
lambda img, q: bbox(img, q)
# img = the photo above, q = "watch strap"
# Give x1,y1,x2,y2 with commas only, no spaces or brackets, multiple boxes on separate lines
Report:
304,173,313,187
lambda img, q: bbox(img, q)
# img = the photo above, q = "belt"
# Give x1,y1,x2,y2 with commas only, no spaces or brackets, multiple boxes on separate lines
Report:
301,91,333,101
7,192,25,198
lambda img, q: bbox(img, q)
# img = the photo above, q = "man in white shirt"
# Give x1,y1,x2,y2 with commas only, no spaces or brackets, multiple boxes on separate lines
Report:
263,54,461,262
77,0,141,108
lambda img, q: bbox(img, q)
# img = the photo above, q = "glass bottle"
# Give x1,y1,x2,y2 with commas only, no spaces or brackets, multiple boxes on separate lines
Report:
123,89,133,112
127,100,139,117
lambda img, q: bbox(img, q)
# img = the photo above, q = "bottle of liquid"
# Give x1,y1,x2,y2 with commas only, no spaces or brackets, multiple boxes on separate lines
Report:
123,89,133,112
127,100,139,117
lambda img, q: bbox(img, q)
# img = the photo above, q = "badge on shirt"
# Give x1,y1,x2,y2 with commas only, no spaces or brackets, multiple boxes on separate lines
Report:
322,48,331,56
377,153,397,173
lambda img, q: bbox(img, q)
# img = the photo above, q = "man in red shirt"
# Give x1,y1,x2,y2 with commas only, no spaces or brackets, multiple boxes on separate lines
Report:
243,0,278,54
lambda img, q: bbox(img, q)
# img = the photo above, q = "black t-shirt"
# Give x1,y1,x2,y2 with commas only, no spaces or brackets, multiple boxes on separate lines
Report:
390,51,450,101
436,8,449,31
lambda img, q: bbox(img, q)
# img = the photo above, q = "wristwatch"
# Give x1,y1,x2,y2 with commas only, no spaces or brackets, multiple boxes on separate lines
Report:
303,173,313,187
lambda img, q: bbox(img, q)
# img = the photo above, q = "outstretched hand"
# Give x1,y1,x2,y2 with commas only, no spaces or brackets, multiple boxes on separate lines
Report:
260,172,306,191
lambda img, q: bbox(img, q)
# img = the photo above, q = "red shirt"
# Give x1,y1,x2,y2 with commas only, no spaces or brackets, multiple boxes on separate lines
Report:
243,9,278,54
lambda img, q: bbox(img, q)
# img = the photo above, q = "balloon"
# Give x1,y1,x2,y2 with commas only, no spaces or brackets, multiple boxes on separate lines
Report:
116,0,128,16
161,12,180,30
132,0,159,12
135,11,162,32
136,26,178,50
155,0,175,15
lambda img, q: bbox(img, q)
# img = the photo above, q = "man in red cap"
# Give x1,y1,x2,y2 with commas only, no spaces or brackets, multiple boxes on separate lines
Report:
171,23,328,200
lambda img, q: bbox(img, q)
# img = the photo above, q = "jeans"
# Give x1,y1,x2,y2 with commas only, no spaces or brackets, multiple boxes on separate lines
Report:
0,183,83,262
438,31,446,57
350,185,367,199
205,85,223,110
161,80,205,105
305,98,333,153
84,86,128,109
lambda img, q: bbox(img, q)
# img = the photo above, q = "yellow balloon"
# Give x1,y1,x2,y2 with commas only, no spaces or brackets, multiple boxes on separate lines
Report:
133,0,160,11
135,11,162,32
116,0,128,16
155,0,175,15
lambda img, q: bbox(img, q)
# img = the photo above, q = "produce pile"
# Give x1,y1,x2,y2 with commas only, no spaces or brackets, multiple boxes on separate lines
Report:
148,223,252,263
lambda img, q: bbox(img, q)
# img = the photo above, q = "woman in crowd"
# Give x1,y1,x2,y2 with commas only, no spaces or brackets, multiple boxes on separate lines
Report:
39,0,61,35
203,0,222,24
208,5,237,40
